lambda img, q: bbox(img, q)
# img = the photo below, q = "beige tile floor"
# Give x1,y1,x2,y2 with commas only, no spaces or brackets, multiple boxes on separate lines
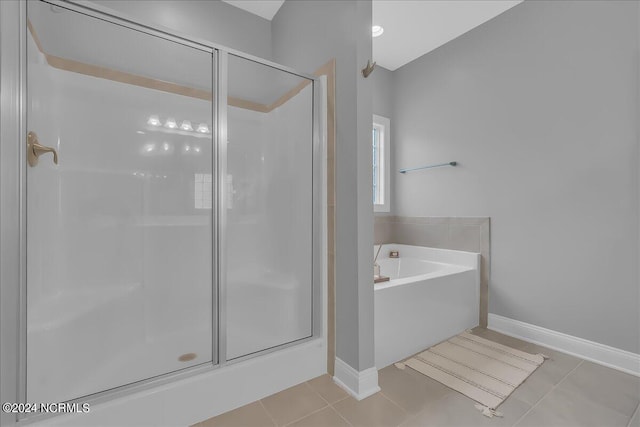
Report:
194,328,640,427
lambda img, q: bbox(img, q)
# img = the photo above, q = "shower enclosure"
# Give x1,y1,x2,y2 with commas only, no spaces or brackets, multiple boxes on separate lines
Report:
1,0,321,421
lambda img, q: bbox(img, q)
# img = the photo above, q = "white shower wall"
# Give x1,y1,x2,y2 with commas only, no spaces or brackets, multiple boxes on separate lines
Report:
26,20,214,403
23,75,325,427
226,83,314,359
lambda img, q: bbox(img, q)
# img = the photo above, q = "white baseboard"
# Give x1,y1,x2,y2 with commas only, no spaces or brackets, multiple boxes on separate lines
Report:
333,358,381,400
488,313,640,377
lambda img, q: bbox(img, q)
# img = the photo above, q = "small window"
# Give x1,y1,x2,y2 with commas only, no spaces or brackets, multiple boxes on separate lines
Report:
373,114,390,212
194,173,212,209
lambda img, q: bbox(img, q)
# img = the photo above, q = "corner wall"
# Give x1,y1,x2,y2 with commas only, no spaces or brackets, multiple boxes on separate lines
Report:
390,0,639,353
272,0,376,375
636,0,640,356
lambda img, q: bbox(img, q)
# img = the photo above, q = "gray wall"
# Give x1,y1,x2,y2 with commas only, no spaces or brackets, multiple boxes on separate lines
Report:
637,0,640,351
372,66,393,119
392,1,639,353
272,1,375,371
1,4,24,425
89,0,272,58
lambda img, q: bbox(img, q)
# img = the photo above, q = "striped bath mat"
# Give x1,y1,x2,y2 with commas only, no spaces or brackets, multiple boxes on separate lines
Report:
399,331,545,416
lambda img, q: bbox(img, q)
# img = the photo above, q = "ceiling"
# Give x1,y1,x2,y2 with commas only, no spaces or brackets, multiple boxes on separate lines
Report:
221,0,285,20
221,0,523,72
373,1,523,70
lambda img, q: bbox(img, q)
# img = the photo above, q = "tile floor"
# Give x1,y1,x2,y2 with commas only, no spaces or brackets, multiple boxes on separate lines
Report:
194,328,640,427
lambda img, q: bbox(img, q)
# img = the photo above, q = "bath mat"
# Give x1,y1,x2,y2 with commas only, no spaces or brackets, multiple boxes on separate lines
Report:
400,331,544,413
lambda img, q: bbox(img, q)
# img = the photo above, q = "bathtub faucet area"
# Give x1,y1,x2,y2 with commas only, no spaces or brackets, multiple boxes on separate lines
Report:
374,244,390,284
374,244,481,368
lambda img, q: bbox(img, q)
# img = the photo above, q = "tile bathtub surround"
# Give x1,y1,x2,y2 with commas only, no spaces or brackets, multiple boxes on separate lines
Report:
194,328,640,427
374,216,490,327
317,59,336,377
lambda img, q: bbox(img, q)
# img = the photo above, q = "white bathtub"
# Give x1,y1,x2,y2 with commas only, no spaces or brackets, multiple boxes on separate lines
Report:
374,244,480,369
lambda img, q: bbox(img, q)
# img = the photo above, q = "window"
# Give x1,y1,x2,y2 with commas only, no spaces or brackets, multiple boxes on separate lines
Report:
373,114,390,212
194,173,212,209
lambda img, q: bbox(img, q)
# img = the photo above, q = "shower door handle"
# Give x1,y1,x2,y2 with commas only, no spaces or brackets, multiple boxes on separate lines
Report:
27,131,58,167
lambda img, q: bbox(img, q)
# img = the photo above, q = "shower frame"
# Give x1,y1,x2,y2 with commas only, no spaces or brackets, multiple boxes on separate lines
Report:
0,0,325,424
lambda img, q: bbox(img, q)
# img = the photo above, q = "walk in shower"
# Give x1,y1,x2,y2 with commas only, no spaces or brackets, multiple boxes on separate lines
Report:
3,1,321,421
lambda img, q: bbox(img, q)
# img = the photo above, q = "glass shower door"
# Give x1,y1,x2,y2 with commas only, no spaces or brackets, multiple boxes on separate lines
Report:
26,1,214,403
225,55,314,359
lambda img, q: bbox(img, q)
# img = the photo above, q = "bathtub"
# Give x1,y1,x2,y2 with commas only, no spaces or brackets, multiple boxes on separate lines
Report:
374,244,480,369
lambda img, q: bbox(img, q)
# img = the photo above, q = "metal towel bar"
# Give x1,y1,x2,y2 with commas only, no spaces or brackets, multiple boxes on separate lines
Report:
399,161,457,174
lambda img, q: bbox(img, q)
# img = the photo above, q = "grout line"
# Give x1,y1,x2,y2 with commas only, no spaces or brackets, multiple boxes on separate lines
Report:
331,394,351,405
379,390,410,416
307,380,332,407
627,401,640,427
512,360,584,426
282,404,330,427
279,382,330,427
329,403,354,427
258,399,279,427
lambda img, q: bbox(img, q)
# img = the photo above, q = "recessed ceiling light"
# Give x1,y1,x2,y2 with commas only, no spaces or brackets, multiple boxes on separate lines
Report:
165,117,178,129
180,120,193,131
197,123,210,134
147,115,161,126
372,25,384,38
